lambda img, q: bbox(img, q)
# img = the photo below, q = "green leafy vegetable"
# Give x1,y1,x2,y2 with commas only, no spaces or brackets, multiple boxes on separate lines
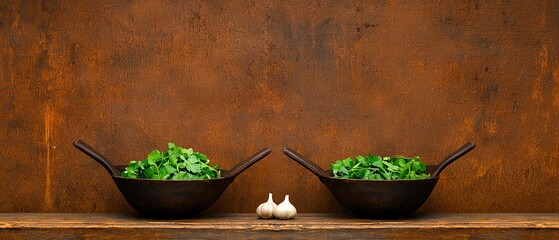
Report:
330,154,430,180
121,143,220,180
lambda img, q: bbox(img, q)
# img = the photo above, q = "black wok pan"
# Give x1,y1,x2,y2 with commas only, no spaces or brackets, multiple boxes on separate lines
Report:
74,140,271,218
283,142,475,218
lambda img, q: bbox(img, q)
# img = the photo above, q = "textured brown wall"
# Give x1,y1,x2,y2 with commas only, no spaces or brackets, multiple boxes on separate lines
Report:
1,0,558,214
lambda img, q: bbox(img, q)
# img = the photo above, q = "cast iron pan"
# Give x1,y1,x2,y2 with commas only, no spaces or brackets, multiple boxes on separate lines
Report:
283,142,475,218
74,140,271,218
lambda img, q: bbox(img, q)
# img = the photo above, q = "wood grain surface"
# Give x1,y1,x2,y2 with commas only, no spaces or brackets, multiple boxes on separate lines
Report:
1,0,558,214
0,213,558,239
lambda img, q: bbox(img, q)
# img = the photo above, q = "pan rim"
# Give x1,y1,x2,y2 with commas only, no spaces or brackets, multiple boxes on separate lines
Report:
322,176,440,182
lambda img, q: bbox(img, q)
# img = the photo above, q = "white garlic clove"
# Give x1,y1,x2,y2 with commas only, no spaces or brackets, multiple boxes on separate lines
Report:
256,193,276,219
273,195,297,219
266,192,278,208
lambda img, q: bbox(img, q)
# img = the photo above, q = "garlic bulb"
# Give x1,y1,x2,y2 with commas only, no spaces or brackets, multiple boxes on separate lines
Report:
256,193,277,219
273,195,297,219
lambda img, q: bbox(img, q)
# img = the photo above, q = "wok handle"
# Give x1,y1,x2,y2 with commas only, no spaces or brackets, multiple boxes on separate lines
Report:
228,147,272,178
73,140,120,177
431,141,476,178
283,147,329,178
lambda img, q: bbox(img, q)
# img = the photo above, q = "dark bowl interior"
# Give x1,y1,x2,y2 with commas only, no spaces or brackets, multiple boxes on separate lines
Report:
112,166,235,218
318,165,439,218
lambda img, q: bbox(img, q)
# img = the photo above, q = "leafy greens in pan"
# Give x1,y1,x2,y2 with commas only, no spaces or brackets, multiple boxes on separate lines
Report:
330,154,430,180
121,143,220,180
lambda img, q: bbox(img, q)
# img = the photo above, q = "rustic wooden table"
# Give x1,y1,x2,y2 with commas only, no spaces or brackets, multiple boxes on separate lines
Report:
0,213,557,239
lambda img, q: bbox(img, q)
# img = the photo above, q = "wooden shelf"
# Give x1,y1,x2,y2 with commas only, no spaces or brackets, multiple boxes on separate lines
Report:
1,213,558,239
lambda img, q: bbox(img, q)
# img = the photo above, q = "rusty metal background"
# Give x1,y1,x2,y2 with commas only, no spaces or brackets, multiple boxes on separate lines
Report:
1,0,558,214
